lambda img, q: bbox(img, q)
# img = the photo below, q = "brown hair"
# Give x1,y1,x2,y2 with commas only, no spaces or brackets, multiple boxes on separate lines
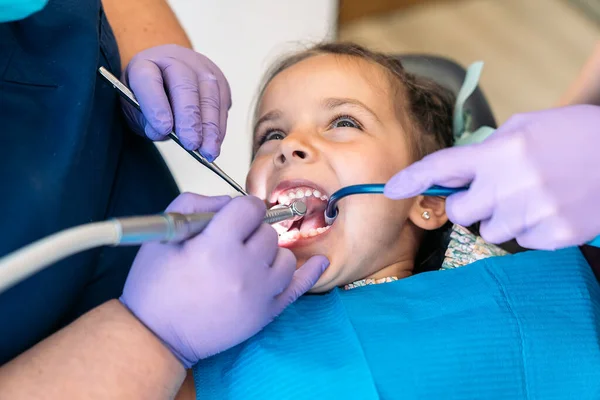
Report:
252,42,456,160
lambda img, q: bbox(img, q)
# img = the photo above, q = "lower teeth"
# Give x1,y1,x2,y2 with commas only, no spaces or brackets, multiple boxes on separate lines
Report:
279,225,331,241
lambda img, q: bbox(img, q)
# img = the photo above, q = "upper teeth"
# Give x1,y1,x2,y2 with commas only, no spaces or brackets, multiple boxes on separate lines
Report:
276,186,328,205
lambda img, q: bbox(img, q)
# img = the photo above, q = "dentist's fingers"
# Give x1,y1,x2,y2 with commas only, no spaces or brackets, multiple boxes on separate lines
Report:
478,188,564,246
275,255,330,309
479,216,524,246
165,193,232,214
122,45,233,159
384,144,483,199
268,248,297,296
245,223,279,266
515,216,580,251
202,196,266,242
444,180,495,227
196,75,223,160
198,67,232,161
159,59,205,150
126,59,173,140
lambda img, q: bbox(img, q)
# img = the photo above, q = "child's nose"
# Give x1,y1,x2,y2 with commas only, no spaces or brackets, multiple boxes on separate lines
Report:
274,136,317,166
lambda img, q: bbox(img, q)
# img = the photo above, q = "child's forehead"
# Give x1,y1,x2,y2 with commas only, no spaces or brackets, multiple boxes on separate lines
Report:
260,54,395,108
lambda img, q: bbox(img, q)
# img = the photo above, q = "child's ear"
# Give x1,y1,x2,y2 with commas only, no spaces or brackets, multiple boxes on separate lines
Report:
408,196,448,230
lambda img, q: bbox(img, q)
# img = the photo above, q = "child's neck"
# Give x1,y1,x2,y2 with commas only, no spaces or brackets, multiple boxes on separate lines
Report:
367,259,414,280
354,223,421,283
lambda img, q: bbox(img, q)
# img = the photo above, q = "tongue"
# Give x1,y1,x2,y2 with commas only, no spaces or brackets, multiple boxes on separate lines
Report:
298,196,327,233
274,216,294,234
299,212,326,233
273,196,327,234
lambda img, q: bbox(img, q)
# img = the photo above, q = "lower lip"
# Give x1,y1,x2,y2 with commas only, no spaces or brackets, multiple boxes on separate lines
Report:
278,225,333,248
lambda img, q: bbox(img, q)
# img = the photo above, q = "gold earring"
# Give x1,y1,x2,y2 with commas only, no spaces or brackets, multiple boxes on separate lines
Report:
421,211,431,220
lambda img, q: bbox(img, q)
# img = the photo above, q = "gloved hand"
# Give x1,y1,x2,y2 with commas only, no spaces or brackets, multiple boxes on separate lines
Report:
119,193,329,368
0,0,48,22
384,105,600,250
122,45,232,161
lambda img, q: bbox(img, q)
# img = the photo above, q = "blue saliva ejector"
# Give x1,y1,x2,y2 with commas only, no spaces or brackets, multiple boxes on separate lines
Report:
324,184,467,225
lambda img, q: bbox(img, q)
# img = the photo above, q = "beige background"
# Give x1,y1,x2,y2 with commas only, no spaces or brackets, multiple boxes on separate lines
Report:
339,0,599,124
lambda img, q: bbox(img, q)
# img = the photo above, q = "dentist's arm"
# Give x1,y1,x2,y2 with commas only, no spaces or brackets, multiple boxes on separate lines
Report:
0,301,186,399
0,194,329,399
102,0,192,67
560,42,600,106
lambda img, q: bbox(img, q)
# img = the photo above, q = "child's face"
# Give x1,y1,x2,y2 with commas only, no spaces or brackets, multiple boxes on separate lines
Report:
247,54,444,291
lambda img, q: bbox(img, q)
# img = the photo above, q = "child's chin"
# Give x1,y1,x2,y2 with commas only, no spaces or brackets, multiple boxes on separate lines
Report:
306,284,331,294
305,268,340,294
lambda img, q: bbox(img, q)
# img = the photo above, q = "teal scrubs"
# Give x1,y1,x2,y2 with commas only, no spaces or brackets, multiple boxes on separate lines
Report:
0,0,179,363
0,0,48,22
194,248,600,399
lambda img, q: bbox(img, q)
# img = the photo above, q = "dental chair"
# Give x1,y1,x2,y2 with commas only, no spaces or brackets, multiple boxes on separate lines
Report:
400,55,496,131
399,55,525,272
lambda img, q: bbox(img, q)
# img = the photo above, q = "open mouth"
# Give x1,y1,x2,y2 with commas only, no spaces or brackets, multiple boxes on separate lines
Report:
269,182,332,246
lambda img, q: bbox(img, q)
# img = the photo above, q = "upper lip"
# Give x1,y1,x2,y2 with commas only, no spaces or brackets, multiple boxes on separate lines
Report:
268,179,330,206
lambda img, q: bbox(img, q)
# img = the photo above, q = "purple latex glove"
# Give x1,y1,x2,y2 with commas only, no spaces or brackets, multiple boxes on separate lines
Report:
120,193,329,368
122,45,232,161
385,105,600,250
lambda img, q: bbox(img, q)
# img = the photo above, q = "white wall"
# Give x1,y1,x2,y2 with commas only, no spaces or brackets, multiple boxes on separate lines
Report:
160,0,338,196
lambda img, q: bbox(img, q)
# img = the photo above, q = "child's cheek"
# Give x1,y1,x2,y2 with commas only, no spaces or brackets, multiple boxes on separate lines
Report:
246,161,271,200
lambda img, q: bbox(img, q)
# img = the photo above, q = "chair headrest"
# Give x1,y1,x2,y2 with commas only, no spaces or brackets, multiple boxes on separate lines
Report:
398,54,497,131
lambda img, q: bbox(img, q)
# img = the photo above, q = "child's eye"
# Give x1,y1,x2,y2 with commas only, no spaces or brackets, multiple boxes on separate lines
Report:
265,130,286,141
330,115,362,130
258,129,286,146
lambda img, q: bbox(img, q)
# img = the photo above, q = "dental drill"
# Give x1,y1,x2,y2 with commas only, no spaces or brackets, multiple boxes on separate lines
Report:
0,202,306,294
324,184,467,225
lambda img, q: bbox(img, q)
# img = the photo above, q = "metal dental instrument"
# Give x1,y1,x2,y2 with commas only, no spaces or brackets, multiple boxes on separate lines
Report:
324,184,468,225
0,201,306,294
264,201,307,224
98,66,248,196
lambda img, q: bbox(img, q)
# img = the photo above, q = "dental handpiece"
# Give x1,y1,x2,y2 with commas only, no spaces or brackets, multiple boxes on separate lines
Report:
97,67,248,196
119,201,308,245
324,184,468,225
0,202,307,293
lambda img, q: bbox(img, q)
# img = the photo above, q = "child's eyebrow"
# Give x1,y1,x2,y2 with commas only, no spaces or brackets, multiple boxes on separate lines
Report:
321,97,381,123
254,109,282,134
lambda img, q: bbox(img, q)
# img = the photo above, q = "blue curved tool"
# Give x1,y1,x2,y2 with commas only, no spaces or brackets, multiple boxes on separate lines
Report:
324,184,467,225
